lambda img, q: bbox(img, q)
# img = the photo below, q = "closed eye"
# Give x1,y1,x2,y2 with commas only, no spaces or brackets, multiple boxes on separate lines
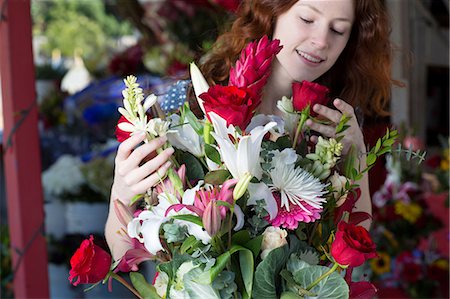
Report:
330,28,344,36
300,17,313,24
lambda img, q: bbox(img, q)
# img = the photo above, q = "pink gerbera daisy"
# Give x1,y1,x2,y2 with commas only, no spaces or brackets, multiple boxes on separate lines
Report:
269,192,322,230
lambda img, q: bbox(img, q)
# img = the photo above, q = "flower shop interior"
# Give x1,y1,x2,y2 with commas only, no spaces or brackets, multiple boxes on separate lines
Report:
0,0,448,298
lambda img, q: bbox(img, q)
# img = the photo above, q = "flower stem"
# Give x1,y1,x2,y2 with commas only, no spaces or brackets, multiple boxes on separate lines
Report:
292,109,309,149
306,262,339,291
110,272,144,299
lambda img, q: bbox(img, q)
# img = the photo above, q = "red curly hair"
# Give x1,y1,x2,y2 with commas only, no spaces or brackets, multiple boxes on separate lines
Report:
200,0,401,116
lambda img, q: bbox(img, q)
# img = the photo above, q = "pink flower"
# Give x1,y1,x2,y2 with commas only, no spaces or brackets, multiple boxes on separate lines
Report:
403,136,424,151
268,193,322,230
229,35,282,102
116,239,154,273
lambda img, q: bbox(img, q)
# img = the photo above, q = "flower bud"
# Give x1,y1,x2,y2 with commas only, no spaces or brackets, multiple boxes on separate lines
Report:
329,171,349,207
260,226,288,260
203,200,222,236
233,172,253,200
113,199,133,227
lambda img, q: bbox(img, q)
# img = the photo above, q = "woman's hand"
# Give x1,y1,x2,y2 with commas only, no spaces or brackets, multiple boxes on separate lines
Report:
306,98,365,154
110,132,174,205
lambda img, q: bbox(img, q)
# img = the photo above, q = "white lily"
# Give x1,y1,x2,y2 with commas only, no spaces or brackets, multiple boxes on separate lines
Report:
209,112,276,181
190,62,208,115
128,184,210,255
166,114,204,157
277,96,300,136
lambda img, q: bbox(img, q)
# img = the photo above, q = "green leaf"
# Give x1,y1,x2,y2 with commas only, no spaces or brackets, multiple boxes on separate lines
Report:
178,152,205,181
129,193,144,206
130,272,160,299
171,215,203,227
292,264,349,299
239,248,254,296
204,144,221,165
231,230,251,245
374,138,382,153
244,235,264,258
280,291,303,299
377,147,392,155
183,104,204,136
204,169,231,185
180,235,201,254
383,139,395,147
342,145,357,179
366,153,377,166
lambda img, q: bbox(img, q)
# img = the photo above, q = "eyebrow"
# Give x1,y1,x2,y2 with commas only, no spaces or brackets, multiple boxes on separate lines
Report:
298,3,353,23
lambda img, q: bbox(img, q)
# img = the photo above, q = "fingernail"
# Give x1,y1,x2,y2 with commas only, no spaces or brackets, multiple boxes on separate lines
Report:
160,135,168,143
313,104,320,111
165,161,172,167
167,147,175,154
306,119,313,126
334,99,340,105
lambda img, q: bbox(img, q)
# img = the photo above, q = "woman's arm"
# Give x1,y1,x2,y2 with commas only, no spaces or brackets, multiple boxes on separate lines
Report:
305,99,372,229
105,132,173,260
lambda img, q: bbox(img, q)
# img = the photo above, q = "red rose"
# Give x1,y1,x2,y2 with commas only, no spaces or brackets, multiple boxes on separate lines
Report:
292,81,329,116
200,85,258,130
68,235,111,286
331,221,377,267
115,115,132,142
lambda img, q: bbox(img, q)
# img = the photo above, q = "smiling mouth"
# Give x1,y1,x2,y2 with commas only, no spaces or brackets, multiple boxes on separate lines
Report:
296,50,324,63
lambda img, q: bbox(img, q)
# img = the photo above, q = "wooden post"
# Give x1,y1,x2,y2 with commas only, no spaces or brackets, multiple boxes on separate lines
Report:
0,0,50,297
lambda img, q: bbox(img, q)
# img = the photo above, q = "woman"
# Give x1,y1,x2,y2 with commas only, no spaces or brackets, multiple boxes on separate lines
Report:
106,0,398,260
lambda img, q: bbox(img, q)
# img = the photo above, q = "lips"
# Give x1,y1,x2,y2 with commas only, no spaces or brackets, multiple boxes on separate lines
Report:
296,50,325,63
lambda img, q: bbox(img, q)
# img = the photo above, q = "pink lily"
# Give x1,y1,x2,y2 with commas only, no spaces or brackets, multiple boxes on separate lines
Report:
115,239,155,273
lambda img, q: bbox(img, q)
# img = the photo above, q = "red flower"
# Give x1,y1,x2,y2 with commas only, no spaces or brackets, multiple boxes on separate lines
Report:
292,81,329,116
331,221,377,267
115,115,132,142
68,235,112,286
200,85,257,129
229,35,282,103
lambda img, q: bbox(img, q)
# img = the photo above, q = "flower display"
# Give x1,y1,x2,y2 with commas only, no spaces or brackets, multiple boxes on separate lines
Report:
369,134,449,298
70,36,399,299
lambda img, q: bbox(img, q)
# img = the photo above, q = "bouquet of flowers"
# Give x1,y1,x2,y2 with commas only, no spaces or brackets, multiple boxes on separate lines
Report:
68,36,398,299
369,135,449,298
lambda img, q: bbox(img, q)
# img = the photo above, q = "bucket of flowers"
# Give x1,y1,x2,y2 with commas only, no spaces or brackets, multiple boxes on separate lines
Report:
68,36,399,299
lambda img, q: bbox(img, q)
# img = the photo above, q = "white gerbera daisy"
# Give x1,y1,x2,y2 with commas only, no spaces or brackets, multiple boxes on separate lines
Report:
268,162,327,213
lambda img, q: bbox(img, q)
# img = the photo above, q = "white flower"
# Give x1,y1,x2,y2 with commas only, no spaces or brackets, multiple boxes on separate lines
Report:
42,155,85,197
329,171,349,207
246,114,285,137
261,226,288,260
268,160,327,213
277,96,299,136
209,112,276,181
190,62,208,115
270,148,298,167
166,114,204,157
127,185,210,255
154,271,169,298
247,183,278,220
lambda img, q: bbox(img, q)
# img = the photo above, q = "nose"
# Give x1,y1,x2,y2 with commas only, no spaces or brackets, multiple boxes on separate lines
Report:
310,27,329,50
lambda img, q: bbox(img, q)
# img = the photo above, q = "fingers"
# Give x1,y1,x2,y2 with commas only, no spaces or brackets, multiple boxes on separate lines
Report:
129,160,173,194
312,103,342,123
116,132,147,162
306,119,335,138
333,98,354,116
124,147,175,186
117,136,168,175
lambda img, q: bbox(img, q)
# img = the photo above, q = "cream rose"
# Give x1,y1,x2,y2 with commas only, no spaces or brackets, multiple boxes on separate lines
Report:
329,171,349,207
261,226,288,260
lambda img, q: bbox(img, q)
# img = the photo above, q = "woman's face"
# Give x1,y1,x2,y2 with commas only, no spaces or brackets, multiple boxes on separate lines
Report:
273,0,354,83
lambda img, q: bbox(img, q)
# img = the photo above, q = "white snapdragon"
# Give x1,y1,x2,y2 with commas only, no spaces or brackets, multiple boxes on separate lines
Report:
261,226,288,260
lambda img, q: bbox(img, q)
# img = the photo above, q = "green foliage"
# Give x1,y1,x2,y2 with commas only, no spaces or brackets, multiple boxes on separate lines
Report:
130,272,160,299
32,0,132,61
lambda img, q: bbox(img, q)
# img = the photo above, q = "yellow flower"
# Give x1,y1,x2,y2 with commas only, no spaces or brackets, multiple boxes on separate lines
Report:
441,149,449,171
370,252,391,275
433,258,449,270
394,201,422,223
